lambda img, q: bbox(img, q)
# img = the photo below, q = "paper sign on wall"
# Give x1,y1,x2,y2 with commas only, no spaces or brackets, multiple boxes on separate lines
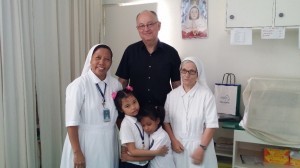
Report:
261,27,285,39
230,28,252,45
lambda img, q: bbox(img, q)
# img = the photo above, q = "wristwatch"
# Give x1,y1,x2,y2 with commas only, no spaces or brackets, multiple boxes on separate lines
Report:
199,144,207,150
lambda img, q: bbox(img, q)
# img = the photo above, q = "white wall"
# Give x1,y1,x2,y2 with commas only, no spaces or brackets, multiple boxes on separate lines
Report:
104,0,300,113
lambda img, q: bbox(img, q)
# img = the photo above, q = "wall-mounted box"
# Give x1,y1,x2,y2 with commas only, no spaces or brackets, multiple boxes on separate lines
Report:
226,0,300,28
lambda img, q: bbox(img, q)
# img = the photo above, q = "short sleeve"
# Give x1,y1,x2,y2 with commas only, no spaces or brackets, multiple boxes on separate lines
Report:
164,94,171,123
65,80,84,126
120,120,135,145
150,135,167,151
170,50,181,82
115,48,130,80
204,91,219,128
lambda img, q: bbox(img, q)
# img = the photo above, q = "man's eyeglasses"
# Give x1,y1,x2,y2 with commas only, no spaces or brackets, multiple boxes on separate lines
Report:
136,21,158,30
180,69,197,75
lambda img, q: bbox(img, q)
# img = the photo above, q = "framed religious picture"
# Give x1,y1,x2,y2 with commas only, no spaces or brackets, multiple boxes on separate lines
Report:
181,0,208,39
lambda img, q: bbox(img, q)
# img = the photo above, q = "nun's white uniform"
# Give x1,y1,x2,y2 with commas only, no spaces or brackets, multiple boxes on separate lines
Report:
164,57,219,168
60,44,122,168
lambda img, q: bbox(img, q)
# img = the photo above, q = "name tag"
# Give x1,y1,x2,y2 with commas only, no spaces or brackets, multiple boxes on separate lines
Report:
103,108,111,122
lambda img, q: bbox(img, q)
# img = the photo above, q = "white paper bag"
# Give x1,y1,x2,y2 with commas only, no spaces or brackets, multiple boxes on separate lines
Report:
214,73,241,116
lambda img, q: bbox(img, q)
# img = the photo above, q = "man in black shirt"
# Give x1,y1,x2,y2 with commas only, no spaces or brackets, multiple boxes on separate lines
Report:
116,10,181,107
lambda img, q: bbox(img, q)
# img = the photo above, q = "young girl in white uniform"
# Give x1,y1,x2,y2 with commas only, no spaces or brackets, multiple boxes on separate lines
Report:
113,87,168,168
137,105,175,168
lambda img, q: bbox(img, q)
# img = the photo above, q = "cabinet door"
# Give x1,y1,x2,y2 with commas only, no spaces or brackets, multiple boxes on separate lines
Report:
275,0,300,26
226,0,274,28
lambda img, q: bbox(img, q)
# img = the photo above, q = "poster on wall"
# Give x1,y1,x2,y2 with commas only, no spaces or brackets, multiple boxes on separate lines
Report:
181,0,208,39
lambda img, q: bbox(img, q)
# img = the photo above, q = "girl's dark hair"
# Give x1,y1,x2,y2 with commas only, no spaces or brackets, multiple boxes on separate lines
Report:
137,105,165,127
113,88,136,118
92,44,113,57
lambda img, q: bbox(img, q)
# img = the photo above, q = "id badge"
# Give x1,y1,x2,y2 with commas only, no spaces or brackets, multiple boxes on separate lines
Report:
103,108,111,122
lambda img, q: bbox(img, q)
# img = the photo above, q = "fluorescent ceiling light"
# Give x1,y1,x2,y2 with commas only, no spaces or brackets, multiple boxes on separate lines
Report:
119,0,157,6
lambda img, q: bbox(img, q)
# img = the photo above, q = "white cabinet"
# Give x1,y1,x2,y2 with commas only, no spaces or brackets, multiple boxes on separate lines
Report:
226,0,274,28
275,0,300,26
226,0,300,28
232,130,300,168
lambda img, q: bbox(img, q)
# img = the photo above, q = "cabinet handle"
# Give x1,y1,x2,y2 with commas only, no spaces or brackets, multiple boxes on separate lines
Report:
279,13,284,17
230,15,235,19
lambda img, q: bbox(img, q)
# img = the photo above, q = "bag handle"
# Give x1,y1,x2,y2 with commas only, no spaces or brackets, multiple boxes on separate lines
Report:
222,73,236,84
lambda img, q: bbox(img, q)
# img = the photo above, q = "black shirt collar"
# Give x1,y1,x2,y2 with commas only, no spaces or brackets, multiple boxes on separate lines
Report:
139,40,163,52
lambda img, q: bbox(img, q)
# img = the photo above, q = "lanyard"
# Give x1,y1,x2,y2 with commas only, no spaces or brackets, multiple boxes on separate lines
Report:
134,123,145,149
96,83,107,107
149,139,154,149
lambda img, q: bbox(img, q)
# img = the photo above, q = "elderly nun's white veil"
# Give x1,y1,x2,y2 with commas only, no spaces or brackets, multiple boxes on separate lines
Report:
181,56,208,87
81,44,112,76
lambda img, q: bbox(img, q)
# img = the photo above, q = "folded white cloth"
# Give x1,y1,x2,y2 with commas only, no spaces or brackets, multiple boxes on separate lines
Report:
240,77,300,145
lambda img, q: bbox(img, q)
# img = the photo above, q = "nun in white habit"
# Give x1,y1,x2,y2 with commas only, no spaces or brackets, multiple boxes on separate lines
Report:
60,44,122,168
164,57,219,168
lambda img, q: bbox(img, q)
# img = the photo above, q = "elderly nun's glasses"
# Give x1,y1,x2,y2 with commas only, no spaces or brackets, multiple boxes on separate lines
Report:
180,69,197,75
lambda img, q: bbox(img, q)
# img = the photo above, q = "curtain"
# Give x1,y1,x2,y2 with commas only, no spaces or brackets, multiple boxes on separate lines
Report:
0,0,102,167
0,0,38,167
35,0,102,167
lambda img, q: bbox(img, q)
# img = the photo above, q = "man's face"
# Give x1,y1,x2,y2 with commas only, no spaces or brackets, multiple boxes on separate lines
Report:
136,11,161,43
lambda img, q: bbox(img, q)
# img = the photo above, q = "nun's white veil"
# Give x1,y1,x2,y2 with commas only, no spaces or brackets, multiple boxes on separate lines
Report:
181,56,208,87
81,44,112,77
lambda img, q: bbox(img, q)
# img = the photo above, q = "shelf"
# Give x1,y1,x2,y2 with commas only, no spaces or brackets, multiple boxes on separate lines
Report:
235,148,263,168
233,130,300,168
214,127,234,158
217,155,232,168
222,121,243,130
234,130,300,148
216,148,233,158
235,148,295,168
234,145,293,168
216,136,234,158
